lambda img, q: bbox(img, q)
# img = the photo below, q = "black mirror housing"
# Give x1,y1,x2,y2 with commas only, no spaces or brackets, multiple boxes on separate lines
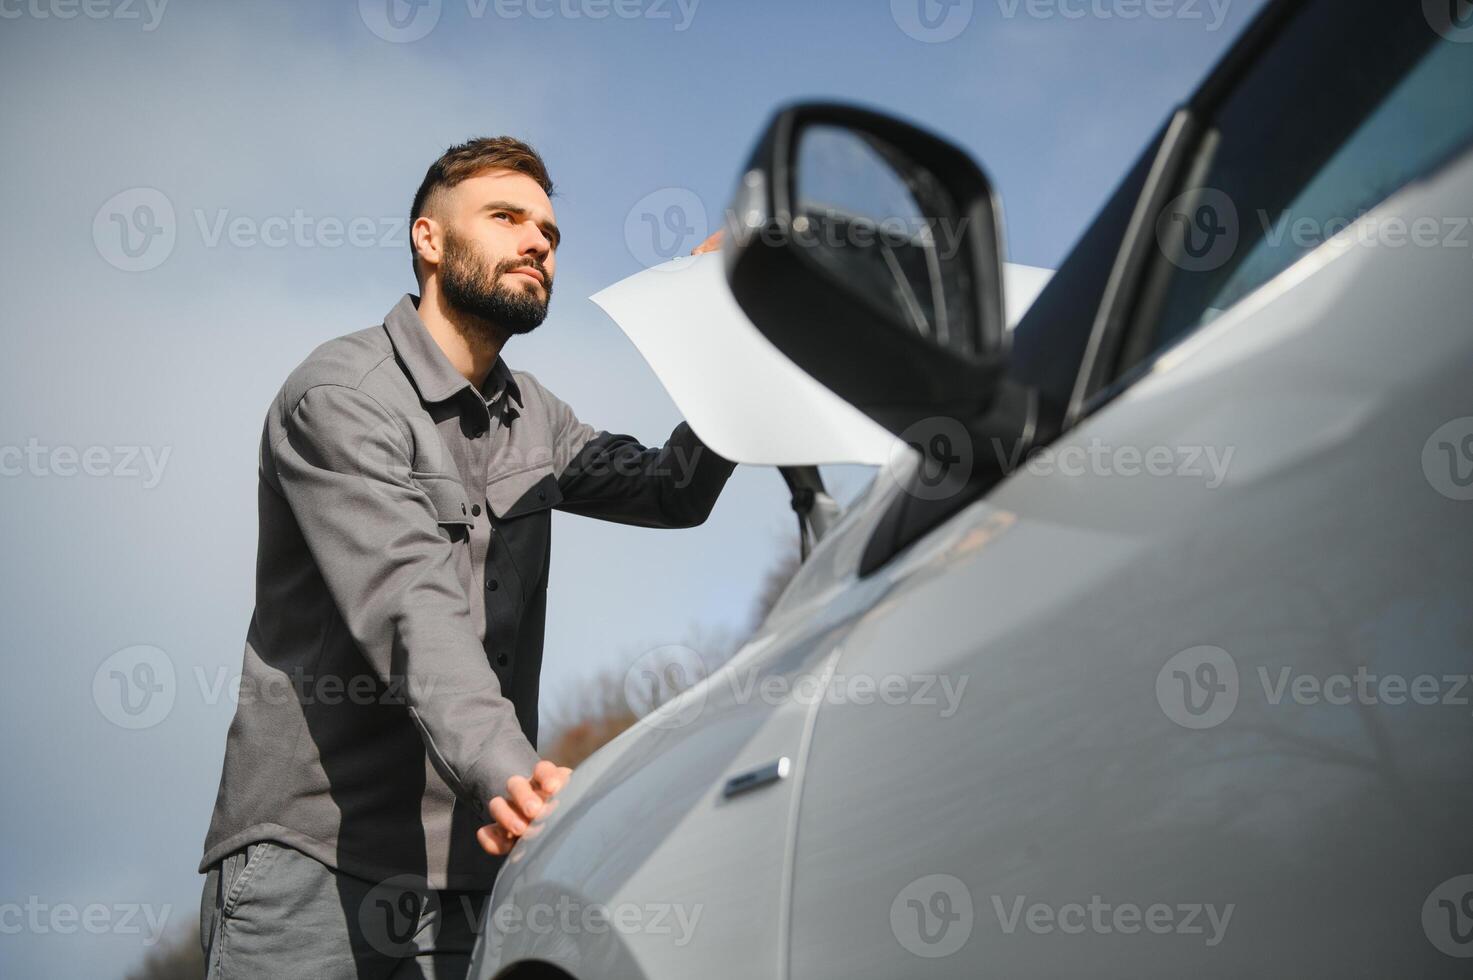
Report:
723,102,1010,437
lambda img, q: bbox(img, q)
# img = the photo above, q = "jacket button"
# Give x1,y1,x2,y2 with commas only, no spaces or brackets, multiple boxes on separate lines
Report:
496,654,509,666
471,504,482,517
486,579,498,591
537,489,547,501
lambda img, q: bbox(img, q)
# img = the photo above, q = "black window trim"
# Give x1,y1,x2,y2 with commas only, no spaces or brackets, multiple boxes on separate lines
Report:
1064,106,1198,428
1061,0,1306,426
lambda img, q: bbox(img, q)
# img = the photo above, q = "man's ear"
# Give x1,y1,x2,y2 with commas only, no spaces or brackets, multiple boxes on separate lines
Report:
412,215,441,271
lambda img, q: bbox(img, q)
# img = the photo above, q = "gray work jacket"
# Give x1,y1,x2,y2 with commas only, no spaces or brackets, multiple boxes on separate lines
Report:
200,294,736,889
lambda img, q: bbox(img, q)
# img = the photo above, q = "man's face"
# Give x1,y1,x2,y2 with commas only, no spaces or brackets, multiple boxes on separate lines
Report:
422,170,560,335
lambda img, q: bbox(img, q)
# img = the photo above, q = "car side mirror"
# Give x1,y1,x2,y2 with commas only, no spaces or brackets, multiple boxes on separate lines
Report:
723,102,1011,437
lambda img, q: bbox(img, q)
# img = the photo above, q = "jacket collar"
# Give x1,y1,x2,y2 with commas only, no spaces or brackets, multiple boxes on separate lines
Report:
384,293,523,408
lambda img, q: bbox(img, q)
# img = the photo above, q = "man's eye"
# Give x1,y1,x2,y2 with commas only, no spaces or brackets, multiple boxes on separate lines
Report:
492,212,512,222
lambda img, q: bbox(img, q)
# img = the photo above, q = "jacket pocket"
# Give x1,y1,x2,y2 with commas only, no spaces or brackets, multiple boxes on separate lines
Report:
486,466,562,521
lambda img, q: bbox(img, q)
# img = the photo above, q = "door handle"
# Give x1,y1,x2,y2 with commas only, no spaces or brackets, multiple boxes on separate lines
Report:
723,757,791,799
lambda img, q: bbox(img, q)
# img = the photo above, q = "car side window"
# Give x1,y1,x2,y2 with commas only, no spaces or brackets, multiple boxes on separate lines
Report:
1117,1,1473,376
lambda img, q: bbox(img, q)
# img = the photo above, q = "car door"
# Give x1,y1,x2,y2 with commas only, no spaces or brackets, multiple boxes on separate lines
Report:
785,2,1473,977
475,611,868,978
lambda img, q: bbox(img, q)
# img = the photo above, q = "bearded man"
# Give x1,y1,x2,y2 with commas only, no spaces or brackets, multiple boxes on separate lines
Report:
197,137,734,978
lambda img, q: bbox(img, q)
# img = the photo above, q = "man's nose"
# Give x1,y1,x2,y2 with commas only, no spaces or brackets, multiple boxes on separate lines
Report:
519,224,551,258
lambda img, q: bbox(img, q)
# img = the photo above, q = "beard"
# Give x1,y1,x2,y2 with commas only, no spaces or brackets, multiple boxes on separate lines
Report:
438,228,553,336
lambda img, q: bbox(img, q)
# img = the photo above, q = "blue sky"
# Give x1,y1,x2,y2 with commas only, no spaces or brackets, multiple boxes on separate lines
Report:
0,0,1265,973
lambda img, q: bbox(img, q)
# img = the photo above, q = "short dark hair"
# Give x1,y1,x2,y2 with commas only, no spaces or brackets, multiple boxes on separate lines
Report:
409,136,555,284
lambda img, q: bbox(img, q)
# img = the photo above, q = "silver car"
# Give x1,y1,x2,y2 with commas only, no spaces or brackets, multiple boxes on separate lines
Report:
473,0,1473,975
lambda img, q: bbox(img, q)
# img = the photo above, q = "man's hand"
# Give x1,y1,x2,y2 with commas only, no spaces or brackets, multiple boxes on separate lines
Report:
476,759,572,856
691,229,724,255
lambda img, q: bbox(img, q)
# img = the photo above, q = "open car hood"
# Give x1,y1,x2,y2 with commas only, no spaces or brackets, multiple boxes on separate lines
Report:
591,253,1053,466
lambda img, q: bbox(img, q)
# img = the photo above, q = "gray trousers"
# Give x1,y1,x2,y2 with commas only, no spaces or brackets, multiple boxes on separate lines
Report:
200,841,488,979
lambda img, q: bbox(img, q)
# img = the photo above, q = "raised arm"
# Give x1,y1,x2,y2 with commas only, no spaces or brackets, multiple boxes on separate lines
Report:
555,421,738,528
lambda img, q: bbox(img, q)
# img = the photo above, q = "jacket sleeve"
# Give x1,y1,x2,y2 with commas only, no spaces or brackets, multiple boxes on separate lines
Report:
549,398,738,529
267,382,540,811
